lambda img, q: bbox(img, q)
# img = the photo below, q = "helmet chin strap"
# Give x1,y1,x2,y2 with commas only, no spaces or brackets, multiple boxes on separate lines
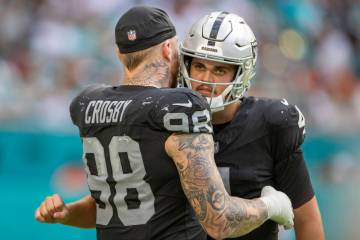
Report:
207,95,224,112
207,84,233,113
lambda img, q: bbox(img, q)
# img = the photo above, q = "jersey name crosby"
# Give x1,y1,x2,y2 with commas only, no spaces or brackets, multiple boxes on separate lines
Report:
85,99,132,124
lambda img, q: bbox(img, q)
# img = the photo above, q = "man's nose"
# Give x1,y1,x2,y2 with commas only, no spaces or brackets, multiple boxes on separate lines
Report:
198,70,214,83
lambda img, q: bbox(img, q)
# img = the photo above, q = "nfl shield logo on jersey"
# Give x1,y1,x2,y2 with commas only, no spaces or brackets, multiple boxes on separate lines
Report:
127,29,136,41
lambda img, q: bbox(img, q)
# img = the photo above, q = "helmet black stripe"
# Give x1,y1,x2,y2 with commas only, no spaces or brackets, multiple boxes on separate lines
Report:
207,11,229,46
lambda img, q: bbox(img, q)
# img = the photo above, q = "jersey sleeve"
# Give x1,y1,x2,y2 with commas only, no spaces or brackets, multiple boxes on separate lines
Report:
150,89,213,134
266,99,306,156
266,99,314,208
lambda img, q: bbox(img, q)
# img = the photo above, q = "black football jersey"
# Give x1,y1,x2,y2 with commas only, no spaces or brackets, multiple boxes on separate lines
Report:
70,85,212,240
210,97,314,240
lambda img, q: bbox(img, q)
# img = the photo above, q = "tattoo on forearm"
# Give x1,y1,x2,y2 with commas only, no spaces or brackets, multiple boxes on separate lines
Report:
187,190,207,221
207,183,226,211
172,133,268,237
224,198,268,236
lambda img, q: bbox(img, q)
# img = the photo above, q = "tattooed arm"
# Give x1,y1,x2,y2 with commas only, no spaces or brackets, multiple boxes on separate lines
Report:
165,133,294,239
165,133,269,238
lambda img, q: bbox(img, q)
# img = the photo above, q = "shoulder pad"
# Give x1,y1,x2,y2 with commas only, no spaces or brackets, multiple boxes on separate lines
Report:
151,88,212,134
69,84,110,126
264,98,305,129
78,84,110,99
161,88,209,107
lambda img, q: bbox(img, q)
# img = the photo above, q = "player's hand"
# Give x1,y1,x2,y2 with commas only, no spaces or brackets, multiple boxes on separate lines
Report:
35,194,70,224
260,186,294,229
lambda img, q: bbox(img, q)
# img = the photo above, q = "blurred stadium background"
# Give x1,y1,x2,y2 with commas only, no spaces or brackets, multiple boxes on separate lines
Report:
0,0,359,239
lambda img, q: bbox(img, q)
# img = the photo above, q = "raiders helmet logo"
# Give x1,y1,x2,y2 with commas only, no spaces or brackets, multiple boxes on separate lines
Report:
127,29,136,41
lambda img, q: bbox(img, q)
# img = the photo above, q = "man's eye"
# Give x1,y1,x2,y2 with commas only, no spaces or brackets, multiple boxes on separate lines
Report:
194,64,205,70
214,69,225,75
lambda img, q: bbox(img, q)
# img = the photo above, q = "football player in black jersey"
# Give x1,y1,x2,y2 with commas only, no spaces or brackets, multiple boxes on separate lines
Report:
35,7,296,240
179,11,325,240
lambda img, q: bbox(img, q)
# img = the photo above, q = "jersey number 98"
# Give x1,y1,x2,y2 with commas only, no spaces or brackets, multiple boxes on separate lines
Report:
163,109,212,133
82,136,155,226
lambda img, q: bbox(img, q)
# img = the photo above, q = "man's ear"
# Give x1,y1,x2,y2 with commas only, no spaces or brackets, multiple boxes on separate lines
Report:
161,40,172,62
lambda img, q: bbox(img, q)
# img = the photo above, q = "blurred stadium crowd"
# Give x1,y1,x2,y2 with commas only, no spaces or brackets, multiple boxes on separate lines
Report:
0,0,359,132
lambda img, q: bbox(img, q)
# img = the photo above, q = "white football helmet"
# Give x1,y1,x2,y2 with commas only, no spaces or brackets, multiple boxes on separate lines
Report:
179,11,258,112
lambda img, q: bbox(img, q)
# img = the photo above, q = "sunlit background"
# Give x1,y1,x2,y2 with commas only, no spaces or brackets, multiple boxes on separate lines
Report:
1,0,359,239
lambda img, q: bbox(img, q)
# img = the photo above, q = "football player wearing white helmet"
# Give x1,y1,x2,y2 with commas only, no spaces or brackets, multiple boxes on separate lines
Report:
179,11,325,240
180,11,257,113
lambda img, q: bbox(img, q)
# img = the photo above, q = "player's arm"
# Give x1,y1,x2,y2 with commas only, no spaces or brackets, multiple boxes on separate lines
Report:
35,194,96,229
294,196,325,240
165,132,294,239
290,152,325,240
279,150,324,240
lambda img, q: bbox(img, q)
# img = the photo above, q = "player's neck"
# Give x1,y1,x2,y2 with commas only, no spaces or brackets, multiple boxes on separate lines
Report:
123,59,170,88
212,101,240,124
